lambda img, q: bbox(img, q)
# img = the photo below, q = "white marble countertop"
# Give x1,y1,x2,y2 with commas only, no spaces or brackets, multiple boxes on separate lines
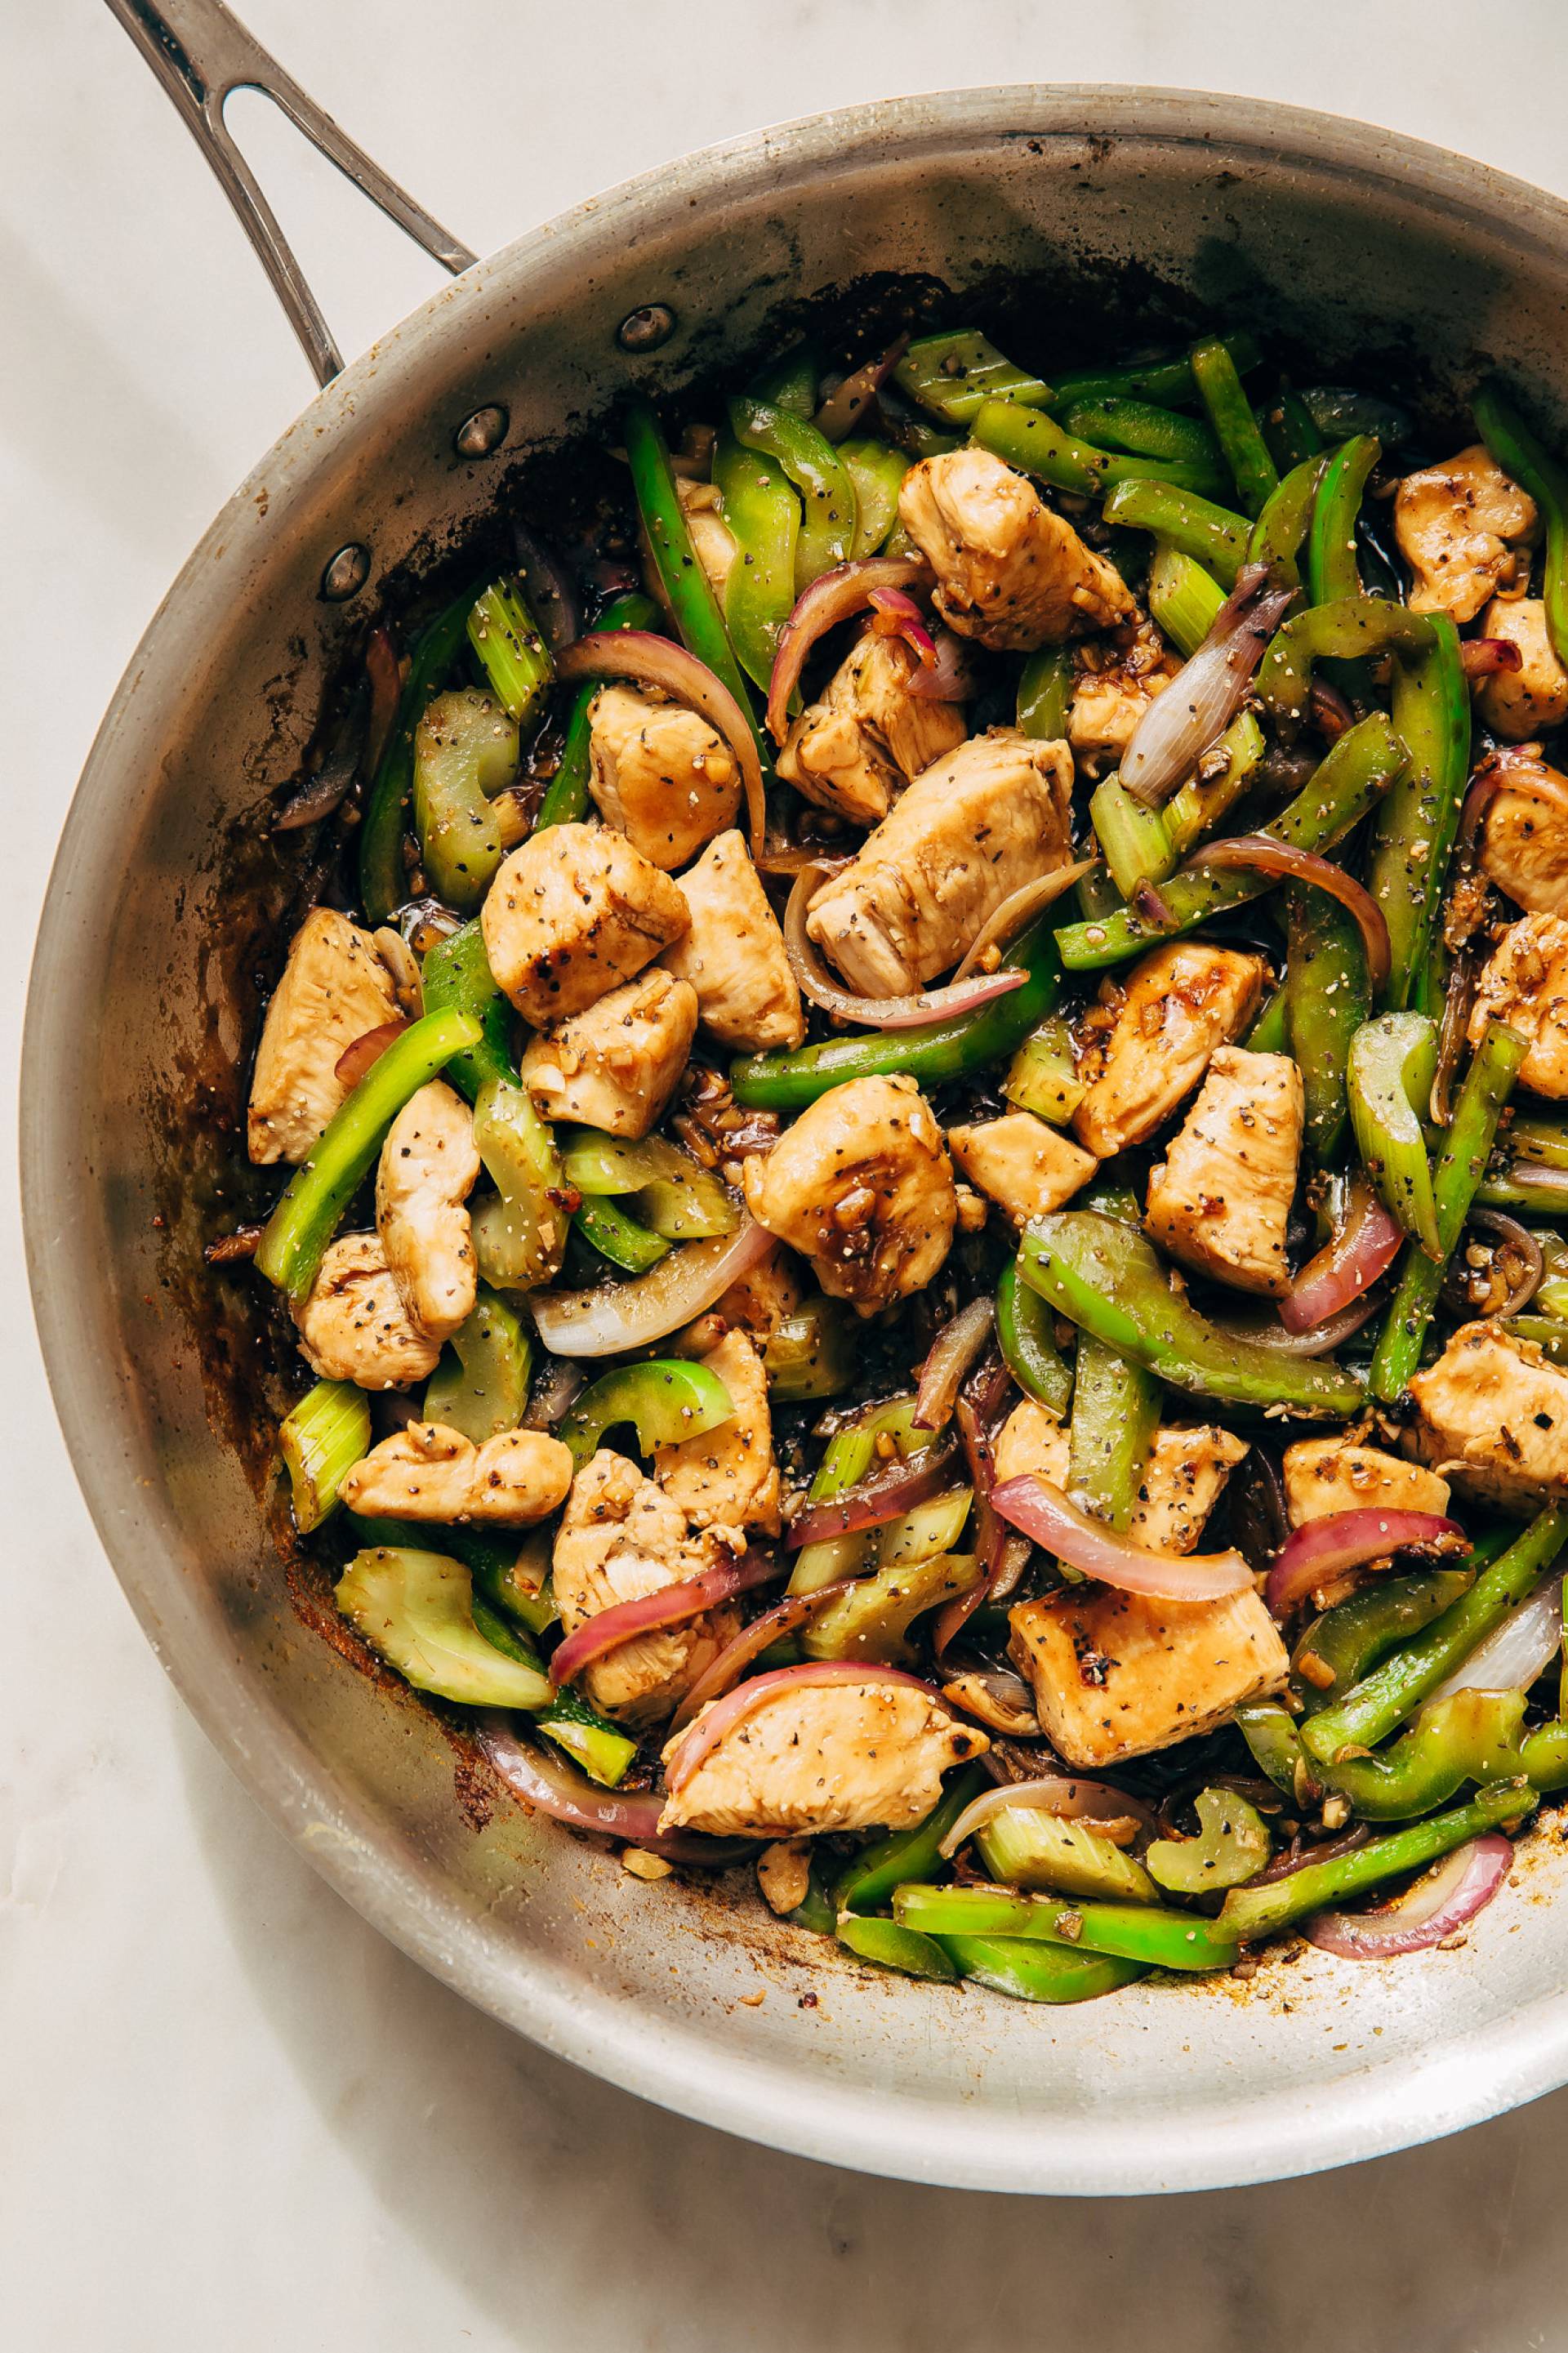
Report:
9,3,1568,2344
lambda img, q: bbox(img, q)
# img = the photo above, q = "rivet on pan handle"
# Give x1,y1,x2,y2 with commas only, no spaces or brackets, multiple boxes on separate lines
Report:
104,0,479,388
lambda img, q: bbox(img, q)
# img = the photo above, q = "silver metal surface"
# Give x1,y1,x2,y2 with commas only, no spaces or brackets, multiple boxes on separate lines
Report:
102,0,477,385
24,85,1568,2197
454,405,510,460
617,303,678,354
318,541,371,603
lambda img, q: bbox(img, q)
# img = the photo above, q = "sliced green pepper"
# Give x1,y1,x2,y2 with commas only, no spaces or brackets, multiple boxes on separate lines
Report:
1287,884,1370,1160
729,394,858,591
1060,394,1223,472
760,1298,855,1402
572,1196,670,1275
1262,383,1326,473
893,1883,1241,1973
790,1395,926,1594
1321,1689,1528,1820
1291,1565,1478,1714
470,1077,570,1293
1003,1011,1085,1125
359,584,481,925
536,590,662,833
938,1935,1147,2003
466,577,553,728
411,686,517,913
996,1258,1074,1418
1306,434,1379,607
1147,540,1225,655
712,429,800,693
749,341,820,418
1099,477,1250,587
559,1127,737,1239
1068,1333,1160,1532
1017,645,1075,739
423,1283,532,1441
1256,593,1436,721
1473,383,1568,669
1048,333,1260,415
972,399,1226,502
840,438,908,558
1146,1788,1272,1895
1373,613,1471,1012
1236,1700,1318,1803
1191,334,1279,516
559,1360,735,1468
835,1914,960,1981
1246,452,1327,587
1245,985,1290,1055
893,329,1054,423
278,1379,370,1533
1348,1012,1441,1251
833,1762,991,1917
1091,775,1178,899
419,919,512,1101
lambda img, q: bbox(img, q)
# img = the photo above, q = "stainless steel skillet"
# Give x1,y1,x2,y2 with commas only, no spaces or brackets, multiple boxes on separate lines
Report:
25,0,1568,2194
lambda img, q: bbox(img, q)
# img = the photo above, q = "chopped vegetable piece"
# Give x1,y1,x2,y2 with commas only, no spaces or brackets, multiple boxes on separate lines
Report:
893,330,1054,423
995,1258,1074,1418
359,584,477,925
278,1379,370,1532
466,577,553,728
1348,1013,1441,1253
559,1360,735,1468
833,1762,991,1917
1146,1788,1272,1895
336,1545,553,1709
423,1283,532,1442
1191,335,1279,516
835,1914,960,1980
971,399,1226,502
893,1884,1241,1972
1067,1335,1160,1533
974,1807,1158,1904
938,1935,1147,2003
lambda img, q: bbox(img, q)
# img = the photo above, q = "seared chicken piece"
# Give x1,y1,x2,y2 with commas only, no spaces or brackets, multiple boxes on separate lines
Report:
776,630,967,826
946,1112,1098,1223
1285,1437,1451,1526
1068,617,1181,774
680,1241,805,1354
653,1329,781,1537
1476,599,1568,742
247,908,399,1165
898,446,1135,651
1405,1321,1568,1513
480,821,688,1027
1468,913,1568,1094
994,1399,1247,1554
657,1678,987,1837
675,475,737,600
804,729,1074,996
521,968,698,1139
1478,755,1568,916
742,1074,956,1313
586,684,741,871
341,1422,573,1525
1008,1586,1289,1769
375,1081,480,1345
1072,943,1267,1158
1144,1048,1303,1298
551,1451,741,1727
292,1233,443,1389
660,830,805,1050
1394,445,1537,623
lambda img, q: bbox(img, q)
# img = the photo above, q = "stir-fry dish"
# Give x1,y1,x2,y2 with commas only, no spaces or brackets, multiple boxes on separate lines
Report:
227,315,1568,2005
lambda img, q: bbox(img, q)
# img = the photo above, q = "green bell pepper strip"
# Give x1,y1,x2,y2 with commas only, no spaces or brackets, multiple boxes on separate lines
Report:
1263,384,1327,472
462,1598,634,1786
1370,1017,1529,1401
466,578,553,728
1508,1116,1568,1170
572,1197,670,1275
1319,1689,1529,1821
711,429,800,692
423,1283,533,1442
971,399,1227,503
418,920,510,1100
1236,1700,1320,1804
760,1298,855,1402
1291,1565,1479,1714
1306,434,1379,607
840,438,908,558
1300,1505,1568,1765
1348,1012,1441,1253
1147,540,1225,654
1246,453,1327,589
1256,593,1436,721
359,583,480,924
1004,1011,1085,1125
1146,1788,1272,1895
560,1131,737,1241
255,1006,482,1299
790,1394,924,1595
731,914,1065,1111
1048,333,1261,416
893,1884,1241,1973
1287,884,1369,1160
470,1077,571,1293
996,1258,1074,1418
535,590,662,832
1245,986,1290,1054
1165,711,1267,857
1216,1783,1536,1945
1017,645,1075,739
1054,711,1406,973
728,394,858,593
749,342,820,418
835,1914,960,1981
1191,334,1279,516
1373,613,1470,1012
559,1360,735,1469
1499,1314,1568,1364
278,1379,370,1533
893,329,1054,424
411,686,517,913
1473,383,1568,668
1477,1168,1568,1218
786,1861,837,1936
1067,1333,1160,1532
832,1762,991,1918
938,1936,1147,2003
1022,1212,1365,1415
1060,394,1223,472
1099,478,1250,587
1090,775,1178,899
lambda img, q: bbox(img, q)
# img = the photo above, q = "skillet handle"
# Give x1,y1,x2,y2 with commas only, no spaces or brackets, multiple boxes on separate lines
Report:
104,0,479,387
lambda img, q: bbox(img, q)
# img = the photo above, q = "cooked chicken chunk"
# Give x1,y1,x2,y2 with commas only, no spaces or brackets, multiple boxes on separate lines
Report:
1394,445,1537,623
1068,618,1180,774
480,821,688,1027
653,1330,781,1537
1009,1586,1288,1769
659,831,804,1049
676,475,737,599
1284,1437,1451,1527
776,629,967,826
1478,754,1568,916
586,684,741,871
1072,943,1267,1158
946,1112,1098,1223
994,1399,1247,1554
898,446,1135,651
657,1678,987,1837
247,908,399,1165
1468,913,1568,1095
1476,599,1568,742
1405,1321,1568,1513
804,729,1074,996
292,1233,443,1389
551,1451,741,1727
375,1081,480,1345
742,1074,956,1313
341,1422,573,1525
521,968,697,1139
1144,1048,1302,1298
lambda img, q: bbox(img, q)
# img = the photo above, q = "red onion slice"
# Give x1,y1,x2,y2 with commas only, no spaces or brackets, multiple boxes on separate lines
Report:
1308,676,1354,744
666,1583,858,1734
556,631,766,854
333,1018,411,1090
1216,1296,1381,1357
663,1661,938,1795
904,627,979,702
932,1386,1013,1656
813,335,910,442
1120,565,1296,809
549,1552,779,1687
528,1219,773,1359
511,520,581,656
1471,1208,1546,1316
1428,1575,1563,1704
1303,1833,1512,1959
766,557,926,744
784,862,1028,1028
1199,835,1391,994
937,1775,1158,1860
1281,1179,1404,1333
1264,1509,1467,1620
364,624,403,778
951,860,1096,982
991,1475,1254,1601
913,1299,996,1432
1459,636,1525,680
474,1714,751,1864
866,586,938,665
785,1433,960,1549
